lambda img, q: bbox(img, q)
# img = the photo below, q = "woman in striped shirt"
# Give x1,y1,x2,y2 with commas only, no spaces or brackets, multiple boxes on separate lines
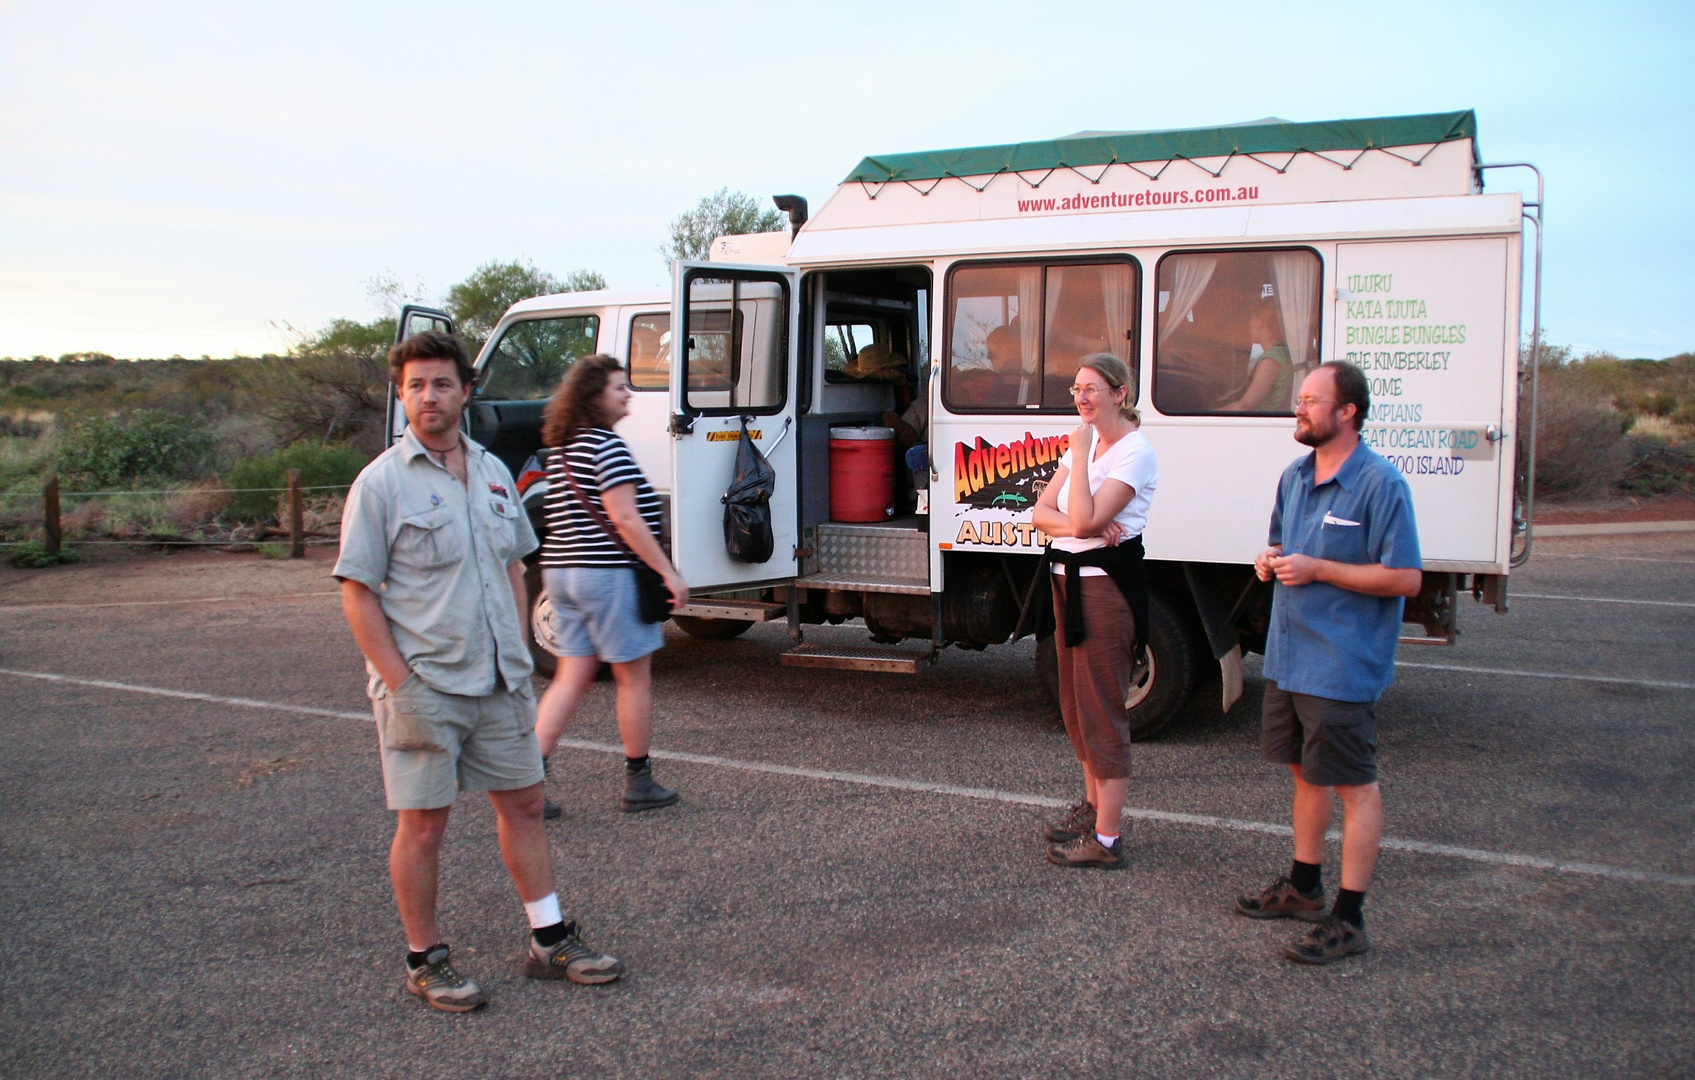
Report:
533,355,689,813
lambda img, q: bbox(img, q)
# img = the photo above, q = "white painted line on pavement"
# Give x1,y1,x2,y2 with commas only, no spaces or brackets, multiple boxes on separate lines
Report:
1536,520,1695,537
0,667,366,720
1395,660,1695,691
0,591,341,612
1513,593,1695,608
4,666,1692,889
1531,554,1695,564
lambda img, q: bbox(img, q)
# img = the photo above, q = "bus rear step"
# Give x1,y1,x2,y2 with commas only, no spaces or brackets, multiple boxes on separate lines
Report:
780,642,931,674
671,599,787,622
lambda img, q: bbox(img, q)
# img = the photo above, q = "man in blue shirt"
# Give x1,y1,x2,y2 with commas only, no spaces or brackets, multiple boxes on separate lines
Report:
1233,361,1422,964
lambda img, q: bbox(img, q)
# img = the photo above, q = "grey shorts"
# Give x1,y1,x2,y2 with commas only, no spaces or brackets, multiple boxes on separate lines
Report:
372,675,545,810
1260,680,1378,787
544,566,665,664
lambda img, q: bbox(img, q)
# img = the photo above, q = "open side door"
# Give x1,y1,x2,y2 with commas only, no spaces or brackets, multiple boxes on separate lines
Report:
668,261,801,592
386,305,456,447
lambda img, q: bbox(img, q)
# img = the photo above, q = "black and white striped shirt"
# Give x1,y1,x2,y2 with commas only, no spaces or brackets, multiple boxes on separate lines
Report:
538,429,664,569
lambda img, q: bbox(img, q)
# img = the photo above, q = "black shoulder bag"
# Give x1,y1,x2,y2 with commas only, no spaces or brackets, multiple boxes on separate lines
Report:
557,454,675,624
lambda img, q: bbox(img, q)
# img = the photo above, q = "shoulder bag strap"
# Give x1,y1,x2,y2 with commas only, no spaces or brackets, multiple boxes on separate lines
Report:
555,445,653,566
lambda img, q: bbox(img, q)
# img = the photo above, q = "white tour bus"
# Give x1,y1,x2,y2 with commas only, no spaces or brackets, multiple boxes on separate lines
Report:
393,110,1544,738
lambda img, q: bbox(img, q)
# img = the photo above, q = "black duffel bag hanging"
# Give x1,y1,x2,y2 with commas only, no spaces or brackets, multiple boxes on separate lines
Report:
722,418,775,563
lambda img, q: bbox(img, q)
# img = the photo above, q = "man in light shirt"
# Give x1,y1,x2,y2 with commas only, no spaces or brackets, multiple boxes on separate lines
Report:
335,331,622,1011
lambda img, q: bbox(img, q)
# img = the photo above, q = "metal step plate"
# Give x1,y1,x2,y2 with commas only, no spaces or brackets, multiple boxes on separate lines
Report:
671,599,787,622
780,642,931,674
808,520,930,593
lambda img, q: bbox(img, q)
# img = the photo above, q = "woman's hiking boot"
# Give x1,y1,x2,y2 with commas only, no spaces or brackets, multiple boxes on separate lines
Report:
621,761,679,813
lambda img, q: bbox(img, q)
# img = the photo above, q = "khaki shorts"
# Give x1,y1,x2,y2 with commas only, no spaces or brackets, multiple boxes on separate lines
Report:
372,675,545,810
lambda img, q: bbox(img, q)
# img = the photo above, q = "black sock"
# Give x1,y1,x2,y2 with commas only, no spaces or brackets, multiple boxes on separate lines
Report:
1289,859,1323,896
532,921,569,947
1332,888,1366,928
625,755,649,776
407,944,443,969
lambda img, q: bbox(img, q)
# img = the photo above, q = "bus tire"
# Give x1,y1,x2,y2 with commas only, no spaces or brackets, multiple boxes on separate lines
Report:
523,562,559,679
672,615,755,640
1033,590,1199,741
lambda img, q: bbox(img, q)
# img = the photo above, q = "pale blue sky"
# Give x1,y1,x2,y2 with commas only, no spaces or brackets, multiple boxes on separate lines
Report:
2,0,1689,360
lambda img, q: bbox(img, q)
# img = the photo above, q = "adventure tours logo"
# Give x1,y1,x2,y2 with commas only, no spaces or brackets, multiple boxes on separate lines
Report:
954,432,1069,510
950,432,1068,548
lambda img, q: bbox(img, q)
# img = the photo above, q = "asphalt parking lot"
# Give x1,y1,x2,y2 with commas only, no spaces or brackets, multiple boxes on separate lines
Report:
1,532,1690,1078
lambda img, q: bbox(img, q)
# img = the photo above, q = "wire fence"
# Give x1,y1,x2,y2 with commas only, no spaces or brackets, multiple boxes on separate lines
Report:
0,476,347,554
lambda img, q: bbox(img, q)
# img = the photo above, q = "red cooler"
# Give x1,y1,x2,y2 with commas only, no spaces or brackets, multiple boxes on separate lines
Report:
829,425,896,522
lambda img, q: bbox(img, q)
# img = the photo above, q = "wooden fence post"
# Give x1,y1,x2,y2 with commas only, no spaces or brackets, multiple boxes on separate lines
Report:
43,476,61,557
287,469,305,558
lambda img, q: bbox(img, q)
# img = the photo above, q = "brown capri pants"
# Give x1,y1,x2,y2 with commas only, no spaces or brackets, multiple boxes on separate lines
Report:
1051,574,1135,780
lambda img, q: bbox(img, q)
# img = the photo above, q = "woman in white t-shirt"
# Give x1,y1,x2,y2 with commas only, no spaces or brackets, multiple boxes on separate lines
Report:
1031,352,1158,870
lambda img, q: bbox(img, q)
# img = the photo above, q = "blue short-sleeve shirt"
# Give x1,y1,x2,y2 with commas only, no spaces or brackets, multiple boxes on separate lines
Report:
1263,440,1421,703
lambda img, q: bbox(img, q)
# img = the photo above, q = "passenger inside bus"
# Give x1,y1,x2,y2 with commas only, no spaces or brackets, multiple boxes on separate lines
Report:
1153,250,1318,416
1218,300,1294,412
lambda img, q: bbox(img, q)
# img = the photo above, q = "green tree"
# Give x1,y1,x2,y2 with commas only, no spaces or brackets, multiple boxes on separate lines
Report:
246,317,395,454
660,188,784,266
445,260,606,355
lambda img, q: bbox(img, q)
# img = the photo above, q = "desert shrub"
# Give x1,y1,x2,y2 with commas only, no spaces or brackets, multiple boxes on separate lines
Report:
1524,381,1632,498
1620,390,1679,417
55,409,216,489
245,320,394,456
226,442,368,521
8,540,79,568
1622,438,1695,496
165,480,233,530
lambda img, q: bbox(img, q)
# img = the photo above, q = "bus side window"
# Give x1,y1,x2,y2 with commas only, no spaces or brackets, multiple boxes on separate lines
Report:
1152,250,1320,416
628,312,670,390
945,260,1137,412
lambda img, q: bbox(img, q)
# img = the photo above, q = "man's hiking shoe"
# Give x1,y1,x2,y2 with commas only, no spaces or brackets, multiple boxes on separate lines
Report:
543,797,562,820
621,762,679,813
1283,915,1370,965
1046,831,1126,870
1043,800,1096,843
404,945,486,1012
523,922,624,985
1235,875,1327,922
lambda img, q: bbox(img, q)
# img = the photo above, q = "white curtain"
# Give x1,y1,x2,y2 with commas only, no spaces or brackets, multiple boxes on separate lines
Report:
1271,252,1320,407
1015,267,1043,405
1101,263,1132,363
1158,255,1217,345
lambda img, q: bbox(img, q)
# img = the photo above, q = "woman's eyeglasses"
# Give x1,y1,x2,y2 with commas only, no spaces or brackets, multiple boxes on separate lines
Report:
1069,384,1113,400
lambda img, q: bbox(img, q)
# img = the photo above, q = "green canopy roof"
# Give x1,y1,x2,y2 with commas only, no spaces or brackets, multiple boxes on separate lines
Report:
843,110,1478,184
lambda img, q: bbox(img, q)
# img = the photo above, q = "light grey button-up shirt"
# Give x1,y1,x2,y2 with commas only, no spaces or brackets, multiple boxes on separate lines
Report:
334,427,539,697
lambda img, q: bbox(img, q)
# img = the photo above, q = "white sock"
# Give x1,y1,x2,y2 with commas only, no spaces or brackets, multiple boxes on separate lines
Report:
1096,832,1119,847
524,892,562,929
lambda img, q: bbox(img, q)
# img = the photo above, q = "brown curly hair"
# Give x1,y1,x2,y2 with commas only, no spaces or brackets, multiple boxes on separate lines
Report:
541,354,624,446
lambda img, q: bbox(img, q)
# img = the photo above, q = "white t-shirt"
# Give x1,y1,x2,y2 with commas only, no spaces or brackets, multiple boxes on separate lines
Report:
1050,428,1158,574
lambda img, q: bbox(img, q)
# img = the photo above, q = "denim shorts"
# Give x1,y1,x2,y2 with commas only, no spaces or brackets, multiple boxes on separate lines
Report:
371,675,544,810
543,565,665,664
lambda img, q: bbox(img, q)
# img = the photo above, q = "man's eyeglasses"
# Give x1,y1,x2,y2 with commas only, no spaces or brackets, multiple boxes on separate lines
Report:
1294,396,1338,410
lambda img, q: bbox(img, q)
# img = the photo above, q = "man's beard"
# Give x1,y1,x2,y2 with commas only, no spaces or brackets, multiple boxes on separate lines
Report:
1294,415,1338,447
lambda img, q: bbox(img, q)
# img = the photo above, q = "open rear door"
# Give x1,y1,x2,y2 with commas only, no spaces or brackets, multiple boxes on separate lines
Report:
668,262,801,592
386,305,456,447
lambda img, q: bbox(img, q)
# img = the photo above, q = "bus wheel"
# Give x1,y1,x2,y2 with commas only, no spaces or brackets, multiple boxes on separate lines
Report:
672,615,755,640
1033,591,1199,741
523,563,559,679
